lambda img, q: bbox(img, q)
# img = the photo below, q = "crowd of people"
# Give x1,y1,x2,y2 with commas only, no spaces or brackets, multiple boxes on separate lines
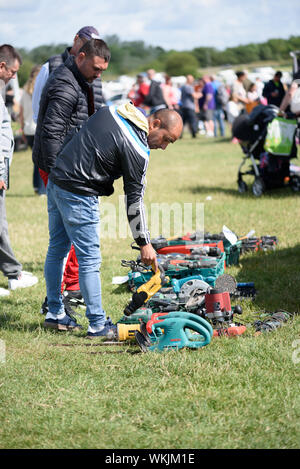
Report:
0,26,299,338
128,67,295,142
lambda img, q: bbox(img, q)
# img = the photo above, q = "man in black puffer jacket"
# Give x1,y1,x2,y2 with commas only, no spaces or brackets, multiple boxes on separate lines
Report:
33,38,110,174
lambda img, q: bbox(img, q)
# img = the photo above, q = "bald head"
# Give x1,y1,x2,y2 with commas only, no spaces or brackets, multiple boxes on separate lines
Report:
151,108,183,131
186,75,194,85
147,109,183,150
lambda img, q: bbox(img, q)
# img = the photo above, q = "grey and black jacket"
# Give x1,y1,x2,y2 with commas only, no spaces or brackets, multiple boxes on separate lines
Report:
49,105,150,246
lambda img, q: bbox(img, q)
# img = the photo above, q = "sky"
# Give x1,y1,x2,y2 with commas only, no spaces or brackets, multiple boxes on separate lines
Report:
0,0,299,52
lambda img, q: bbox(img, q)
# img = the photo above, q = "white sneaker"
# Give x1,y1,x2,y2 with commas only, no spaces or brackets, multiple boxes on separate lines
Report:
0,287,10,296
8,271,38,291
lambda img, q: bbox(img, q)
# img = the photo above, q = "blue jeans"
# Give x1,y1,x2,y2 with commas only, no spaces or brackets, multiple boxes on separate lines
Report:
213,108,225,137
45,180,105,328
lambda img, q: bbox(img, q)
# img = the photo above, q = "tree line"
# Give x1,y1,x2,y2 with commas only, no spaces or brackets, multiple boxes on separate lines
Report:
17,34,300,86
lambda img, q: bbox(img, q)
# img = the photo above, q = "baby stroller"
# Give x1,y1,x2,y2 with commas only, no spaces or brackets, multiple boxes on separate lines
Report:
232,104,299,196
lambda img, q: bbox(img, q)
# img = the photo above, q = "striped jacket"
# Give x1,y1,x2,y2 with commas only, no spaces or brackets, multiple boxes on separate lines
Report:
49,105,150,246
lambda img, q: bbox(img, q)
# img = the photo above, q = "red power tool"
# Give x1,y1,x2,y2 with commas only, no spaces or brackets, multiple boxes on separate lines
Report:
204,289,246,336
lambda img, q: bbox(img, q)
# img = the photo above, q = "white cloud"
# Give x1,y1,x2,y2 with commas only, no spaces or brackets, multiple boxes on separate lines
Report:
0,23,17,36
0,0,36,9
0,0,299,51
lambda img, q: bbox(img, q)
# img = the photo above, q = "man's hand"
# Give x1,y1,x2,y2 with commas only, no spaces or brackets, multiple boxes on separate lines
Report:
0,180,7,190
140,243,158,271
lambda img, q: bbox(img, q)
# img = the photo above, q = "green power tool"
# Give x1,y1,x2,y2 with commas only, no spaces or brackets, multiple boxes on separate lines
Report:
135,311,213,352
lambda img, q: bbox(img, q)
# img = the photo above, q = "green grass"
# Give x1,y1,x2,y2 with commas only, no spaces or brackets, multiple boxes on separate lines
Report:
0,126,300,449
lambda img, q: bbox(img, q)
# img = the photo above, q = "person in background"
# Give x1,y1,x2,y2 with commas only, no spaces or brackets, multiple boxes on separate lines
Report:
245,82,260,113
232,71,249,113
180,75,200,138
127,72,149,109
143,69,167,113
242,69,252,92
279,81,299,116
201,75,215,137
19,65,46,196
195,77,205,134
161,75,179,110
255,77,264,100
226,92,240,143
279,65,300,116
262,71,285,107
0,44,38,296
210,75,226,137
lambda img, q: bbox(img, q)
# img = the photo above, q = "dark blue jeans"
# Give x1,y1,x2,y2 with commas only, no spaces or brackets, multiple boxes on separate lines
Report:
213,109,225,137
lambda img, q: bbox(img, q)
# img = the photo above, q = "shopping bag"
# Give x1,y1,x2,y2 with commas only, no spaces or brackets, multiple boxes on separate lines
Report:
264,117,297,156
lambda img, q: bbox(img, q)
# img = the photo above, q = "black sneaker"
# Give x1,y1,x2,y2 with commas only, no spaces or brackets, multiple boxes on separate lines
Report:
40,296,49,315
62,296,80,319
63,290,85,308
40,296,79,318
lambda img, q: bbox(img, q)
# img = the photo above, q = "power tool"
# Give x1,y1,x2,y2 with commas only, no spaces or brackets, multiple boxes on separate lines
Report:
202,288,245,336
135,311,213,352
123,263,167,316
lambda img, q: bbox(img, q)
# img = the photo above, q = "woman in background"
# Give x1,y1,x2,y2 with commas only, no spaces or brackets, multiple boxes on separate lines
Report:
161,75,179,109
19,65,46,195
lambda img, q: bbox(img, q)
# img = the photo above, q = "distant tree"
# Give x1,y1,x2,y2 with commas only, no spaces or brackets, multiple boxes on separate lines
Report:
18,59,35,87
29,44,68,65
192,47,219,67
165,51,199,77
265,38,290,60
289,36,300,50
258,44,273,61
13,34,300,84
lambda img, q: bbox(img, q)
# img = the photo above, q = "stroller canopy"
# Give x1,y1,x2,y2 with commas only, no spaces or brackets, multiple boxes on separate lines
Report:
232,105,279,143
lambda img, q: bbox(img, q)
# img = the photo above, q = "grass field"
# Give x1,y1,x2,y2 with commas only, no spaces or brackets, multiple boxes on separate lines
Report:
0,124,300,449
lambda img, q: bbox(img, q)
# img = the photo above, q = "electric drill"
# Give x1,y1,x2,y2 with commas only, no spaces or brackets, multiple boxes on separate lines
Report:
124,263,167,316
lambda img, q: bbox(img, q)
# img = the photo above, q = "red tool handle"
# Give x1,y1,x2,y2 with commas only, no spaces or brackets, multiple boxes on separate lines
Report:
146,312,169,334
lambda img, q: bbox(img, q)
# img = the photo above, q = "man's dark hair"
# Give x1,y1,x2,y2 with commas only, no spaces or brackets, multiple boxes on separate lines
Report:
275,71,282,78
78,39,111,62
236,71,245,79
0,44,22,66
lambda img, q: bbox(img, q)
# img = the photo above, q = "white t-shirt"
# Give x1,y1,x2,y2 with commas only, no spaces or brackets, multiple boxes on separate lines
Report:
226,100,239,124
32,62,49,123
20,90,36,135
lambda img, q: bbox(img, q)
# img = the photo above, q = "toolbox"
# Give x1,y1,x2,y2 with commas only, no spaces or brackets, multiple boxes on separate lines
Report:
127,252,226,289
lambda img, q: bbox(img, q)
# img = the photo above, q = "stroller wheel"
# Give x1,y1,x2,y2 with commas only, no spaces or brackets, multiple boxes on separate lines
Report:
238,180,248,193
252,177,265,197
290,175,300,192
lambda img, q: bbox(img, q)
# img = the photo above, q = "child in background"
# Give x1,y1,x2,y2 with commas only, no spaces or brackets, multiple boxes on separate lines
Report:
246,82,260,113
226,93,239,142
